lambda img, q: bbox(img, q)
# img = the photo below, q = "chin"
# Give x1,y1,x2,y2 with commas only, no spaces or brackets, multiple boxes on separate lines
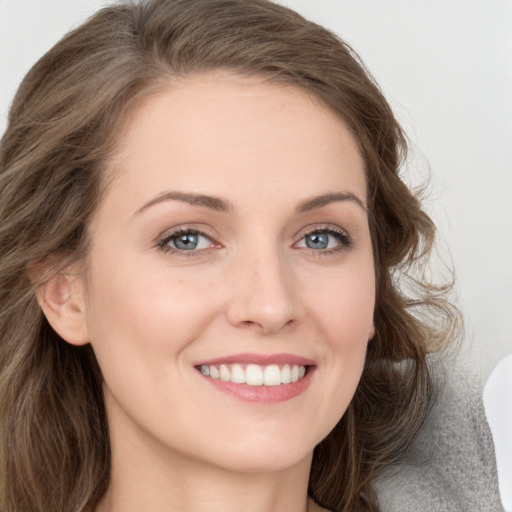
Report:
191,426,320,474
213,447,314,475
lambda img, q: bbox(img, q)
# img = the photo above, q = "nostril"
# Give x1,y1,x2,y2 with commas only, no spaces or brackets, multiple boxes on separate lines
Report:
238,320,264,331
237,318,297,334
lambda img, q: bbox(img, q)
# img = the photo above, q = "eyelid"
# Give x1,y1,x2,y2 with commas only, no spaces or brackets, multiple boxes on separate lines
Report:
156,224,222,255
156,223,220,242
294,223,350,239
155,222,352,257
293,223,352,251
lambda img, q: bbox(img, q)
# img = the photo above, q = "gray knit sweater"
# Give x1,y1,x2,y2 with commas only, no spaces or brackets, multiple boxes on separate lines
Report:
375,361,504,512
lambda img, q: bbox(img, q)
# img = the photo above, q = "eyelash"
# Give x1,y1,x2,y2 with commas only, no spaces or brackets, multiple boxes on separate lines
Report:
295,225,352,255
157,225,352,257
157,228,217,256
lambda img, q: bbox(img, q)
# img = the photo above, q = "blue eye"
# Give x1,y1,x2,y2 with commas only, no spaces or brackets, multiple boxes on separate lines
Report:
296,228,351,252
305,232,331,250
159,230,213,252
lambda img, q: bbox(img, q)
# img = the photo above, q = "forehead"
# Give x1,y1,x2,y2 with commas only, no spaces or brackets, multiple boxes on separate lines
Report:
104,72,367,213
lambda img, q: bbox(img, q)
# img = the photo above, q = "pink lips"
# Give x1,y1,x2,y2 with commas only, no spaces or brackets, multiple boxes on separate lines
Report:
195,352,315,404
195,352,315,367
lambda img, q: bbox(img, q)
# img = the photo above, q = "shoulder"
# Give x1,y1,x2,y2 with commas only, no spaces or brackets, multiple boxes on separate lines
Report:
375,357,504,512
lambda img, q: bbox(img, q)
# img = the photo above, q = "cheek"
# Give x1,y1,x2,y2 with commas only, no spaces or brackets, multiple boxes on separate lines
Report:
307,266,375,345
83,263,226,427
299,269,374,439
84,256,222,369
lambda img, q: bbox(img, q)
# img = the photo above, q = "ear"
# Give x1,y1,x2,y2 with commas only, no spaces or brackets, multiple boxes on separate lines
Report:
368,322,375,341
37,270,89,346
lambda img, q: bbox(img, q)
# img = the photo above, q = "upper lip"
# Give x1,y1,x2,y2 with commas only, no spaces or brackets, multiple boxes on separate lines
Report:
194,352,315,367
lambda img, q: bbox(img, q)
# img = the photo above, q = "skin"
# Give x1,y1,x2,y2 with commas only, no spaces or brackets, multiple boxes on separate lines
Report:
41,73,375,512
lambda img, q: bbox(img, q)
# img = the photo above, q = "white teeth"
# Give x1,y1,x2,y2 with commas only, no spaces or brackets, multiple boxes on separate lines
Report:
199,363,308,386
209,365,220,379
263,365,281,386
230,364,246,384
246,364,263,385
281,364,291,384
219,364,230,382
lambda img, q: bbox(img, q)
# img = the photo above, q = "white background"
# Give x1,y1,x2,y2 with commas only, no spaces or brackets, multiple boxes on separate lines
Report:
1,0,511,379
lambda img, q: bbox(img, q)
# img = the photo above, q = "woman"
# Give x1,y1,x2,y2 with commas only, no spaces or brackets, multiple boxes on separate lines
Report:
0,0,462,511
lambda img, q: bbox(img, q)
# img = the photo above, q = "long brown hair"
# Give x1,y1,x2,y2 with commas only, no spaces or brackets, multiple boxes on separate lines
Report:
0,1,461,510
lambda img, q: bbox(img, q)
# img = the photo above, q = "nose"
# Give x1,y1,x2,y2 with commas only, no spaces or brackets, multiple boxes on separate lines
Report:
226,250,302,335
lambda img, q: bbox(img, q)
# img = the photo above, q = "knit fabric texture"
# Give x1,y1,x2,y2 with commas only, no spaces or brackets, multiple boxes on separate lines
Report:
375,360,504,512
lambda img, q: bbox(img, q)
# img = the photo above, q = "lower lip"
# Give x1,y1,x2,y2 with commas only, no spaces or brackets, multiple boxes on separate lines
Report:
198,367,315,404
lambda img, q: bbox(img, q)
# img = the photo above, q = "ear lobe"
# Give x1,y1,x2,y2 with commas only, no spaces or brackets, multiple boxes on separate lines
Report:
37,271,90,346
368,322,375,341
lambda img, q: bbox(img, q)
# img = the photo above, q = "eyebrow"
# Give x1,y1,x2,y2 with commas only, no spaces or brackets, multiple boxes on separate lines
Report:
134,190,366,216
135,191,233,215
297,192,367,212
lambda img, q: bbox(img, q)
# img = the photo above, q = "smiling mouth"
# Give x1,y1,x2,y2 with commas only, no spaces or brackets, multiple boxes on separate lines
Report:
197,363,309,386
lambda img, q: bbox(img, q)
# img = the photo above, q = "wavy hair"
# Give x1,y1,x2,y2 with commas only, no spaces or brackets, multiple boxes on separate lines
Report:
0,1,461,510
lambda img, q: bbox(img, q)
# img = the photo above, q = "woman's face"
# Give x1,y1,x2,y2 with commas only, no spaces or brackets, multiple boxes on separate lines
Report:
78,73,375,474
